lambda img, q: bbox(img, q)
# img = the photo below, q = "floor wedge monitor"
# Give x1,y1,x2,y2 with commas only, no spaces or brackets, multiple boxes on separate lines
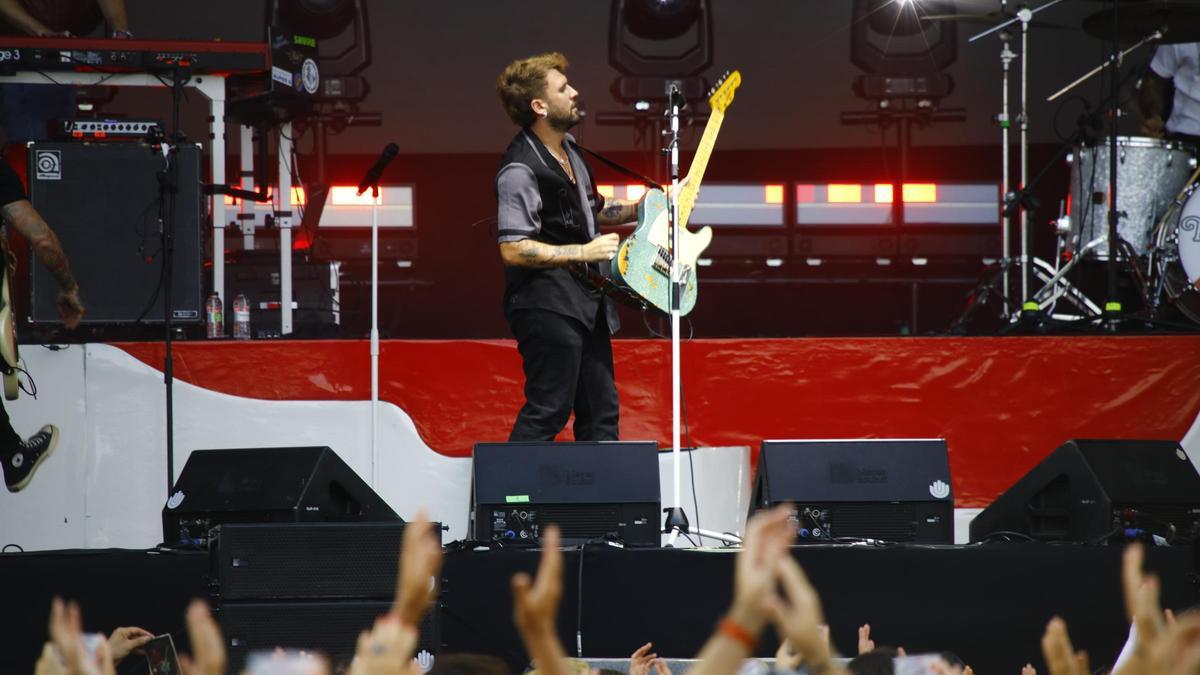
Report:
471,441,660,547
751,438,954,544
970,439,1200,544
162,446,399,547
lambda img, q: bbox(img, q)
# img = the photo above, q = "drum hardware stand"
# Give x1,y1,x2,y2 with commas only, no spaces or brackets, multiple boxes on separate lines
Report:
972,0,1068,309
660,84,740,548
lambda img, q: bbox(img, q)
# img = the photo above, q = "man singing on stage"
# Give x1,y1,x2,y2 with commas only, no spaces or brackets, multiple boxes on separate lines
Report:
494,52,644,442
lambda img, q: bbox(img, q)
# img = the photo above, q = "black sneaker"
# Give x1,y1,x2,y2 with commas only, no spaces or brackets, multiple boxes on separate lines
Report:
4,425,58,492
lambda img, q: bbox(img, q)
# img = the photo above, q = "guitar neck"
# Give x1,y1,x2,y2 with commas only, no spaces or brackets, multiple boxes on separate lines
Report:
677,108,725,228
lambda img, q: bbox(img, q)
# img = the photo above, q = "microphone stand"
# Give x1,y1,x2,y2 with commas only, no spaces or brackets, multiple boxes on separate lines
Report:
356,144,397,487
660,85,740,548
162,66,188,495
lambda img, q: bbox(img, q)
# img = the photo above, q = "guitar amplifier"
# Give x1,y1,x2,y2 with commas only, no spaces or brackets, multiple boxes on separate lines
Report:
27,141,204,324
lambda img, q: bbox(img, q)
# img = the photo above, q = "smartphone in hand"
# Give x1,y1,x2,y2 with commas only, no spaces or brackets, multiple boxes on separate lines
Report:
144,634,181,675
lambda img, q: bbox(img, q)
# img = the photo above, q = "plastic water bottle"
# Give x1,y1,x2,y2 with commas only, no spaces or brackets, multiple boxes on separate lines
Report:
232,293,251,340
205,292,223,338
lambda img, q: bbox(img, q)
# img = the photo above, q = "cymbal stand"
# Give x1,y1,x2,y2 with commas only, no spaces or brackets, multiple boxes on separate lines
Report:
972,0,1067,313
997,28,1016,314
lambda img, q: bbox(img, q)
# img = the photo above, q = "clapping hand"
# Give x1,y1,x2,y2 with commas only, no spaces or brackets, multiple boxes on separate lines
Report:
631,642,671,675
178,600,225,675
392,512,443,626
350,615,421,675
512,525,571,675
857,624,875,655
1041,618,1090,675
47,598,116,675
765,556,833,673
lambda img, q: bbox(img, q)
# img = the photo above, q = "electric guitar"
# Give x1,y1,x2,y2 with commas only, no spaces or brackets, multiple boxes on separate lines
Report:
0,250,19,400
609,70,741,315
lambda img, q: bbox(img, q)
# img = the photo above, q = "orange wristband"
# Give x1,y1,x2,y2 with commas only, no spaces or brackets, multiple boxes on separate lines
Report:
717,617,758,651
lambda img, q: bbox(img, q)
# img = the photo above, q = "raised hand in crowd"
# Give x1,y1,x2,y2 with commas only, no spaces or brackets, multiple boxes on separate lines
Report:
774,639,803,673
766,556,840,675
392,512,444,626
512,524,570,675
1021,663,1036,675
857,625,875,655
46,597,117,675
631,642,670,675
106,625,153,665
1040,618,1089,675
350,614,421,675
178,600,226,675
685,505,796,675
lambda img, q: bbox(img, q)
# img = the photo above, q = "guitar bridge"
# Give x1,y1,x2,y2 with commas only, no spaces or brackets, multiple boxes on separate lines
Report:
651,246,691,286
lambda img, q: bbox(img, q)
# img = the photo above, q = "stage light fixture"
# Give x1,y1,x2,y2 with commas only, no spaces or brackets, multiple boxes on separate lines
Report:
609,0,712,78
277,0,356,40
852,0,956,77
624,0,702,40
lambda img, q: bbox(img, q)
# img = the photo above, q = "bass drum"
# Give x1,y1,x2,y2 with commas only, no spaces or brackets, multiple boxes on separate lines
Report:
1158,187,1200,323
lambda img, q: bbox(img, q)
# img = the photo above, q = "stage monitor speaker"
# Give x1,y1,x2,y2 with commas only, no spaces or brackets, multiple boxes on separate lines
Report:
969,439,1200,544
212,522,443,601
219,600,440,675
162,447,399,547
27,141,204,324
751,438,953,544
471,441,660,547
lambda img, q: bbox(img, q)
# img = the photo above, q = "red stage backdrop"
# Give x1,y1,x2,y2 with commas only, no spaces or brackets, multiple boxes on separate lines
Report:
118,336,1200,507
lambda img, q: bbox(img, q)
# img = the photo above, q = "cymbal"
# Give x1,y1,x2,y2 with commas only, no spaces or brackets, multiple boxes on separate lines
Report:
920,12,1072,30
1082,2,1200,44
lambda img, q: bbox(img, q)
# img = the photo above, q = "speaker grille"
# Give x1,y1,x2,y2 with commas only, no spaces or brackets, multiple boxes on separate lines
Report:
220,601,439,673
537,505,622,539
823,502,917,541
216,523,408,600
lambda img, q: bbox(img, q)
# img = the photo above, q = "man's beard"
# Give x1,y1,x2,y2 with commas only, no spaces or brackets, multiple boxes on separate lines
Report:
547,107,580,132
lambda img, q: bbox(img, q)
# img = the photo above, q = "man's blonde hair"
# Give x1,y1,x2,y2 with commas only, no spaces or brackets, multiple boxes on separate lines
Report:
496,52,568,127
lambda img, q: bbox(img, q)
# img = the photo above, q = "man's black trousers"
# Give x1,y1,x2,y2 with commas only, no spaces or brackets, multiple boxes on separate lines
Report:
507,307,619,442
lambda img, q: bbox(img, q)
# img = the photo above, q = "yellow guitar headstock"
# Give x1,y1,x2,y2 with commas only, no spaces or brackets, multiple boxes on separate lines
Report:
707,70,741,113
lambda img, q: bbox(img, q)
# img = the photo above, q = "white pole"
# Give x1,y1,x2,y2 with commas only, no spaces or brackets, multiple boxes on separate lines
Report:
669,92,682,527
370,187,380,487
278,122,294,335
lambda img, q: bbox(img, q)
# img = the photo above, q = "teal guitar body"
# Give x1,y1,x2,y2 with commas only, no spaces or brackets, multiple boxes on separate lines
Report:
609,188,713,316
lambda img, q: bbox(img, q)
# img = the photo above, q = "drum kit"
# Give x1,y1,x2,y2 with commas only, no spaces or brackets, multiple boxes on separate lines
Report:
933,0,1200,326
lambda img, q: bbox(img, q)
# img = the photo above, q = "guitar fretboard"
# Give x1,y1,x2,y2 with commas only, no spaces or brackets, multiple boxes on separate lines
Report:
678,108,726,228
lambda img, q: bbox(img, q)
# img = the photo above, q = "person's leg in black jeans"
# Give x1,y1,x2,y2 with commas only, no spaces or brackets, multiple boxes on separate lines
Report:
571,314,618,441
508,309,585,442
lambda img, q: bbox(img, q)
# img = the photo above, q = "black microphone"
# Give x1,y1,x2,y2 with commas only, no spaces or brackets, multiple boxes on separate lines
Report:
356,142,399,196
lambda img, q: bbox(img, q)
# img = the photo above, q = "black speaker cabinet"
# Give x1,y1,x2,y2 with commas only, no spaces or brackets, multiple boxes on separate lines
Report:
162,447,399,547
970,439,1200,544
751,438,954,544
27,141,204,323
212,522,444,601
219,601,440,675
471,441,661,547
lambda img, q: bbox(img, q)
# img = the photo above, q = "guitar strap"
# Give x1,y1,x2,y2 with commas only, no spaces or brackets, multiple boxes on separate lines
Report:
571,143,663,192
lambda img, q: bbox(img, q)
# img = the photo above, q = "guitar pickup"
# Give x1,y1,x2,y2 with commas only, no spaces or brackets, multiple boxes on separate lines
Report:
651,247,691,285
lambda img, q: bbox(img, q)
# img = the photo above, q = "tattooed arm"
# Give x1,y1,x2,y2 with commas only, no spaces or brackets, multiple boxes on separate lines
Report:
2,200,84,328
595,198,638,226
499,234,619,268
